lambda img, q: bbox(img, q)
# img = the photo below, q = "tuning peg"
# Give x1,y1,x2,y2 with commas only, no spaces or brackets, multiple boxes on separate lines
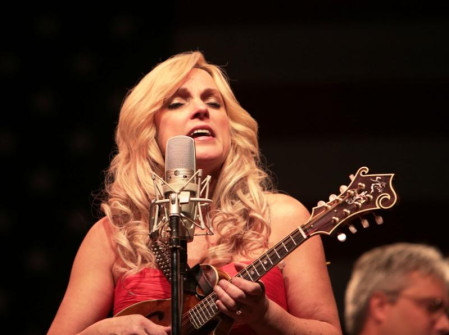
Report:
361,218,370,228
348,224,357,234
374,214,384,225
329,194,338,201
349,174,355,181
337,233,347,242
339,185,348,193
317,200,327,207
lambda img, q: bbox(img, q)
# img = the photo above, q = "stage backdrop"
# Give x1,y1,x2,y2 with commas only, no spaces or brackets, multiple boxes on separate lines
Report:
1,4,448,334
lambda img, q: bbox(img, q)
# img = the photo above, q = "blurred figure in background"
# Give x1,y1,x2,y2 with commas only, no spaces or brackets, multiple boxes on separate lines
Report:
344,242,449,335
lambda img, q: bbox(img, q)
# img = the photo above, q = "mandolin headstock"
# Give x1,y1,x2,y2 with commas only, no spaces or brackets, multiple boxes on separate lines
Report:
304,166,398,238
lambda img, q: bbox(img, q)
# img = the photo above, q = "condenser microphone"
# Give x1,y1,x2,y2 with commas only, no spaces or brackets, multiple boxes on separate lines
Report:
149,135,213,243
164,135,197,240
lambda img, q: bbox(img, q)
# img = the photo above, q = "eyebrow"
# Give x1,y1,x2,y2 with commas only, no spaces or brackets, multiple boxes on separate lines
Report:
171,87,221,100
200,88,221,99
172,87,190,99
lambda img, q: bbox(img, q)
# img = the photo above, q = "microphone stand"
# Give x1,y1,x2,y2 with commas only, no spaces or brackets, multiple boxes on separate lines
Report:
150,169,212,335
168,192,183,335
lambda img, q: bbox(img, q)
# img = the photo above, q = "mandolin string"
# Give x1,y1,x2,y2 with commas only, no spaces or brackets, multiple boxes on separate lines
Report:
189,291,220,328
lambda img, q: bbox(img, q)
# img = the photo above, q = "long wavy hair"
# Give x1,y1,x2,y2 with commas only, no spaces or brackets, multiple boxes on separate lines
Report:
101,51,274,276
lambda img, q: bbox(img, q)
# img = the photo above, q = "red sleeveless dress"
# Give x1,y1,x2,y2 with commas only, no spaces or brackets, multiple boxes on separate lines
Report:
114,262,288,334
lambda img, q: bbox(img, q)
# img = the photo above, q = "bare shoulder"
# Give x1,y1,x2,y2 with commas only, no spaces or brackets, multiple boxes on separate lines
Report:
266,192,310,222
82,217,115,245
76,217,117,266
85,216,115,242
265,193,311,243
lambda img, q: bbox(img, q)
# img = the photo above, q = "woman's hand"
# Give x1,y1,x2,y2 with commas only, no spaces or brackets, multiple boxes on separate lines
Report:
213,274,268,324
80,314,171,335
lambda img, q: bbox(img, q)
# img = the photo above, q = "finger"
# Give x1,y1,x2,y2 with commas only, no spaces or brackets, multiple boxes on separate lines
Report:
231,277,265,298
215,298,232,314
216,299,244,319
225,278,247,301
132,315,171,335
214,285,244,320
214,279,244,309
234,308,243,317
233,262,246,272
257,280,265,295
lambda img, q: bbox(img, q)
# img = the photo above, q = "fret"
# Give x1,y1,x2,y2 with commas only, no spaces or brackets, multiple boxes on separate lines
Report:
189,307,201,329
241,267,252,281
197,306,207,325
285,238,296,251
192,295,219,328
265,253,274,265
258,257,267,271
274,246,286,259
288,234,297,246
250,263,260,277
281,241,289,252
205,296,218,314
203,302,214,319
268,249,279,263
298,226,307,239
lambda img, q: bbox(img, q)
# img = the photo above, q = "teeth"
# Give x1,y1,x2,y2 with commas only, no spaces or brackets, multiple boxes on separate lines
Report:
190,129,211,137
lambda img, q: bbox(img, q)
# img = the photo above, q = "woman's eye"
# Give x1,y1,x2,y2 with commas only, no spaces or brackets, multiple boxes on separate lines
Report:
167,102,183,110
207,101,221,108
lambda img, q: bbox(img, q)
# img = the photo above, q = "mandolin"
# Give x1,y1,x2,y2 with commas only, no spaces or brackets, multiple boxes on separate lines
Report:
115,166,398,334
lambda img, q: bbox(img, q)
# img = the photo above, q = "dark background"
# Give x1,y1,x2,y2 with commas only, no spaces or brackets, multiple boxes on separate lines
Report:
1,3,448,334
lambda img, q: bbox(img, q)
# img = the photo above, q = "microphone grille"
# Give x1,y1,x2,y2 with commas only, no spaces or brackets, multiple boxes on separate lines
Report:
165,135,196,171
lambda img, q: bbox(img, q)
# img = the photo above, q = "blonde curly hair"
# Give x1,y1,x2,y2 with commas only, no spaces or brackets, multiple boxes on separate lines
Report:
101,51,274,276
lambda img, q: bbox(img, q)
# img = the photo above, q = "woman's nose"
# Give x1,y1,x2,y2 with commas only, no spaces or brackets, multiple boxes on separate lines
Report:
191,101,209,119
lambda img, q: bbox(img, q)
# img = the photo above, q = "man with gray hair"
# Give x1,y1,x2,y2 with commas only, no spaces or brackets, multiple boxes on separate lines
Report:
344,242,449,335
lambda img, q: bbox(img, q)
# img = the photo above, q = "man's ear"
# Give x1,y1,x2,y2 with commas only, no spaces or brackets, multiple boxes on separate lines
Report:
369,291,391,323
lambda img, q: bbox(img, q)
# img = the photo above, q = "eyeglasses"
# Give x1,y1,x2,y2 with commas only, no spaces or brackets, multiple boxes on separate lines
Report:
399,294,449,319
